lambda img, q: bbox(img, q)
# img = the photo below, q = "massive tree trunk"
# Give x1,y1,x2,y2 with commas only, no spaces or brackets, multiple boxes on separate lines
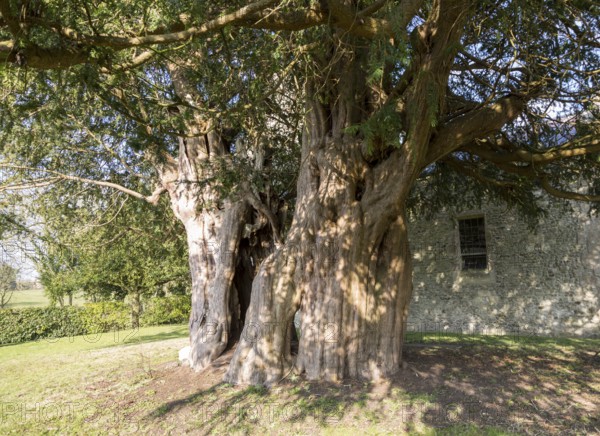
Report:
180,199,248,368
225,0,469,385
160,123,254,370
224,133,417,384
169,152,276,371
156,63,279,371
226,62,419,386
162,130,262,370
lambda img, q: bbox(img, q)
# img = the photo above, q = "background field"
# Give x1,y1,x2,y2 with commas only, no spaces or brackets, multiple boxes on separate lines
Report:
5,288,86,309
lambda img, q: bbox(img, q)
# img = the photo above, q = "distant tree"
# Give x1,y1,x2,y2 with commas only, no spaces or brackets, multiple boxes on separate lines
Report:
75,197,191,328
0,263,17,309
34,193,190,326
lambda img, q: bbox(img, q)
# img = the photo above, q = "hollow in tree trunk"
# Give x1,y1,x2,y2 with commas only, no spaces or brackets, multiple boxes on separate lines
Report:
145,60,280,370
158,63,281,370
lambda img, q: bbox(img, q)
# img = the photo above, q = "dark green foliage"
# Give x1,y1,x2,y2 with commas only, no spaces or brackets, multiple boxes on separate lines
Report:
0,296,191,345
0,307,86,345
33,195,190,306
78,301,131,334
140,295,191,326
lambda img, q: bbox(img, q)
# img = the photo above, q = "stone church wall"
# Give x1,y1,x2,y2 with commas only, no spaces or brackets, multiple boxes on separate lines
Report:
407,200,600,337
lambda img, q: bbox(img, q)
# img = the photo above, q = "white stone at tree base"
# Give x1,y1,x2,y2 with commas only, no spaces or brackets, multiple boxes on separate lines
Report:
178,346,191,366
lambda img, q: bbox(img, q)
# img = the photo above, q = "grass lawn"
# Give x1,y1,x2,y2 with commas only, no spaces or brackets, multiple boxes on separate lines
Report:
0,328,598,435
5,288,86,308
0,324,189,434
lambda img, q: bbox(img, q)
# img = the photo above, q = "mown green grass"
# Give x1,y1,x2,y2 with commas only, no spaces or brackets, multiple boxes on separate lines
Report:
0,324,188,364
404,330,600,367
0,324,188,435
1,328,596,435
4,288,49,308
405,330,600,349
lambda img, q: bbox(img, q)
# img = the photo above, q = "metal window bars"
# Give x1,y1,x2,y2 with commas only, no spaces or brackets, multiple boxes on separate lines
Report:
458,217,487,270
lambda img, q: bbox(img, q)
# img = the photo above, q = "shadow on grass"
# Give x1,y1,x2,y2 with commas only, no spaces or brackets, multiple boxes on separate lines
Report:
121,329,188,346
140,334,600,435
145,380,366,434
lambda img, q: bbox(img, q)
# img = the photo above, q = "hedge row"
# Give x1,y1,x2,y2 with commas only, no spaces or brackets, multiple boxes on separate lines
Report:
0,296,190,345
0,306,87,345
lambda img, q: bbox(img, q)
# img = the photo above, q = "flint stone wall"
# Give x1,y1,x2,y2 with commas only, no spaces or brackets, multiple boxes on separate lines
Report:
407,200,600,337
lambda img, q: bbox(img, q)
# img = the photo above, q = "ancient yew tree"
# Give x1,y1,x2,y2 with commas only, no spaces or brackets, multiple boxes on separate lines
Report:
1,0,598,384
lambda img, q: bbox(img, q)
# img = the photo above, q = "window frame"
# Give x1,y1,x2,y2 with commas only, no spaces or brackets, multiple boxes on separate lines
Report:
453,213,492,275
458,216,488,271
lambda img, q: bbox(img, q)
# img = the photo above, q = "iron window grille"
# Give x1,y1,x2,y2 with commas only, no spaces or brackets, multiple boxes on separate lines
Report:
458,216,488,270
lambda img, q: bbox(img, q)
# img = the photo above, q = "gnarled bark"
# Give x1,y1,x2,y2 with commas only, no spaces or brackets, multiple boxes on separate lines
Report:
225,0,469,384
224,131,416,384
180,200,248,369
169,177,276,370
158,62,281,370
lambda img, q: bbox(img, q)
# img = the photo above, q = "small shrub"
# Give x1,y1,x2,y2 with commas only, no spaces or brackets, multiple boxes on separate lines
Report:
79,301,130,334
140,295,191,327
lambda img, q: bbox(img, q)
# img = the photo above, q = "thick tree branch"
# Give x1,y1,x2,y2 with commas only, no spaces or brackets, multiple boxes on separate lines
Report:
327,0,392,38
426,95,526,163
0,0,277,69
45,0,279,48
447,153,600,203
0,41,90,68
540,177,600,202
464,136,600,165
358,0,388,18
52,173,166,204
242,6,327,31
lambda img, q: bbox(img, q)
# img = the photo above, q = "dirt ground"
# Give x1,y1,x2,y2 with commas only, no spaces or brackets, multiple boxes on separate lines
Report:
88,338,600,435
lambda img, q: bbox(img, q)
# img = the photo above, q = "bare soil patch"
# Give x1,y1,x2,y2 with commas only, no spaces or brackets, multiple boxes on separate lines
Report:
92,339,600,435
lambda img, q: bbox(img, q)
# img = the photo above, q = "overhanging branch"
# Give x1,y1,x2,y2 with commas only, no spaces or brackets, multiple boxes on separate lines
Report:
445,153,600,203
0,164,164,204
442,157,518,189
540,178,600,202
464,136,600,165
60,0,279,48
0,177,60,192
